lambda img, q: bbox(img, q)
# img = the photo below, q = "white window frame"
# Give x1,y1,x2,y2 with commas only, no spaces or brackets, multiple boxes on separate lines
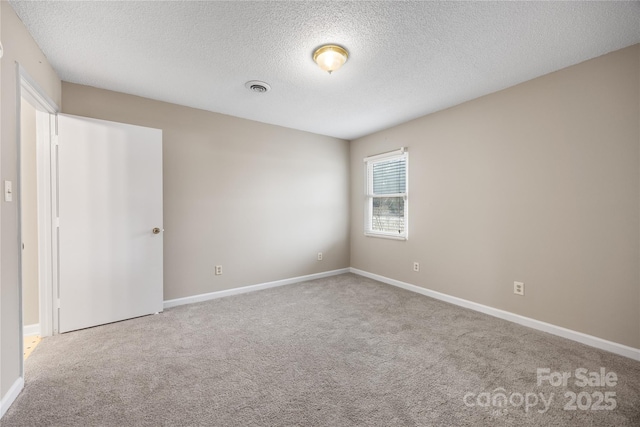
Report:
364,147,408,240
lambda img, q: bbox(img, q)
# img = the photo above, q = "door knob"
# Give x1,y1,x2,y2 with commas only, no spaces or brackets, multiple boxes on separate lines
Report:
152,227,163,234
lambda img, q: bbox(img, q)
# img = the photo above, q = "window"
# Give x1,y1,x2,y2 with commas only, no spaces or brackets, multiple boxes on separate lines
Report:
364,148,408,240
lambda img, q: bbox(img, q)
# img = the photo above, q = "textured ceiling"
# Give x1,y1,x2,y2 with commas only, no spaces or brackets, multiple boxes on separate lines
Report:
9,1,640,140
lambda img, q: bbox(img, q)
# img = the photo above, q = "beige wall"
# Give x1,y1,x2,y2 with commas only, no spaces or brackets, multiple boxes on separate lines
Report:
20,98,39,326
351,44,640,348
1,2,61,398
62,83,351,301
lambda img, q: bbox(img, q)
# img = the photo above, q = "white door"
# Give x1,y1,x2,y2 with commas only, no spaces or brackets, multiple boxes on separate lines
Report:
57,114,163,333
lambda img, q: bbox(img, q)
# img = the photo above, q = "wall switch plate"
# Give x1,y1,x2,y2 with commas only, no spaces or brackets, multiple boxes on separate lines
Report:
4,181,12,202
514,281,524,296
215,265,222,275
413,262,420,272
317,252,323,261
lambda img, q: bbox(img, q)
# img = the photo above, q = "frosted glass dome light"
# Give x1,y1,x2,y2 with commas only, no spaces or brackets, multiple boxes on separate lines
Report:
313,45,349,74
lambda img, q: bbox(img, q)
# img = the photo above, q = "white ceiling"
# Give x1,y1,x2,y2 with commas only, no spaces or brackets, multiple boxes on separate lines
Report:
9,1,640,140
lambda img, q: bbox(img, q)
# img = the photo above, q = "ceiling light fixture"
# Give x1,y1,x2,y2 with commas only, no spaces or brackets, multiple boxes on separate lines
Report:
313,44,349,74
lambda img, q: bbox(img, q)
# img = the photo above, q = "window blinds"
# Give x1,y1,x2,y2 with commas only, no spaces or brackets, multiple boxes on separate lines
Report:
372,158,406,195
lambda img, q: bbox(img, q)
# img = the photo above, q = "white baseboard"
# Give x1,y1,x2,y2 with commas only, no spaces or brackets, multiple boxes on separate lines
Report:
350,268,640,362
0,377,24,419
164,268,350,309
23,324,40,337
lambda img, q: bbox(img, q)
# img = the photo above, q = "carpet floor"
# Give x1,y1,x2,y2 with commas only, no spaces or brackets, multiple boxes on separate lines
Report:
3,273,640,426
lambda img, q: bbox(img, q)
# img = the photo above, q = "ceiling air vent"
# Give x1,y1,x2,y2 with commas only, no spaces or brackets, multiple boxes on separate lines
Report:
245,80,271,93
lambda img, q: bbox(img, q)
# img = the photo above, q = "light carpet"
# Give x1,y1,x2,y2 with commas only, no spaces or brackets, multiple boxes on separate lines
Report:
3,273,640,426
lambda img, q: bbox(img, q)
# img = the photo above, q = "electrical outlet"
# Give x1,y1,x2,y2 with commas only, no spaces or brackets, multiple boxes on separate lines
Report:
413,262,420,272
317,252,323,261
514,281,524,296
215,265,222,275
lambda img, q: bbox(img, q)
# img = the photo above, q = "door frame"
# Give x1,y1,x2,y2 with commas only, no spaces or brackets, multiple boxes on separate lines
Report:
17,64,59,377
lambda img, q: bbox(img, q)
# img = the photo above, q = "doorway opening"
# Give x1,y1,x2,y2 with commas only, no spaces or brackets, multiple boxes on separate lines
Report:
20,95,41,356
18,65,59,376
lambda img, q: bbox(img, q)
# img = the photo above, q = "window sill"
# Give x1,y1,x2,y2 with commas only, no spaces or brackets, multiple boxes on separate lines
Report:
364,232,407,241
